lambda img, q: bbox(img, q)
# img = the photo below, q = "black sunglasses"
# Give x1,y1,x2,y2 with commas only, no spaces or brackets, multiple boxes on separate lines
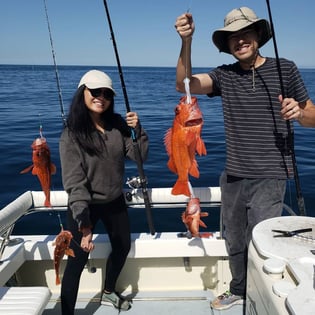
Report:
86,87,113,99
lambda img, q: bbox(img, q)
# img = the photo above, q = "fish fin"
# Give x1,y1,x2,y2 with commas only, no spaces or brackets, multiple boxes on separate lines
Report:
31,167,39,175
164,128,173,156
65,248,75,257
200,212,209,217
181,212,192,224
199,219,207,228
20,165,33,174
196,138,207,156
167,158,177,174
185,131,196,146
51,163,57,175
172,180,191,196
189,159,200,178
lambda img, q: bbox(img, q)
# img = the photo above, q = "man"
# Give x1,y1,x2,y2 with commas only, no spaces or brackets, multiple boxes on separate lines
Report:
175,6,315,311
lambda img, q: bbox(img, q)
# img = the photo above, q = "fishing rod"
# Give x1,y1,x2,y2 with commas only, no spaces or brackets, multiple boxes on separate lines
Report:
102,0,155,235
265,0,306,216
43,0,67,126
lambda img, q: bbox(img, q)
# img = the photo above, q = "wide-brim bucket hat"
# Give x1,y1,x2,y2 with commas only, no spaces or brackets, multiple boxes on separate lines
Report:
78,70,116,95
212,7,272,54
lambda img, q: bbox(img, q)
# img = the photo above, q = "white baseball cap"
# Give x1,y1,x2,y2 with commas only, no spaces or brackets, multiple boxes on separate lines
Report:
78,70,116,95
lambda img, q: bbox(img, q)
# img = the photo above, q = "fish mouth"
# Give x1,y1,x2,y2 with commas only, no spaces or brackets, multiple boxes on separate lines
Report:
185,118,203,127
186,209,199,215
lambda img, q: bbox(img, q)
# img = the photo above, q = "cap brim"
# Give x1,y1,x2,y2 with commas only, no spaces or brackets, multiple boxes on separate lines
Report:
83,83,116,95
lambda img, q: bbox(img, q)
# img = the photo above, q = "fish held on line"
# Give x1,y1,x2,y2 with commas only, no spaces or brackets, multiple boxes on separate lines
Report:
20,137,56,207
181,197,211,238
52,228,75,285
164,96,207,196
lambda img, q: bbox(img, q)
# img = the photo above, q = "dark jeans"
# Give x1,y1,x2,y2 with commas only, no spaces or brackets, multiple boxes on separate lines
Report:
220,171,286,297
61,194,131,315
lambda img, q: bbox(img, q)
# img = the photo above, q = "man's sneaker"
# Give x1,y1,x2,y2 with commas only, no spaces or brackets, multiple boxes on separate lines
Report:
101,291,131,311
210,290,244,310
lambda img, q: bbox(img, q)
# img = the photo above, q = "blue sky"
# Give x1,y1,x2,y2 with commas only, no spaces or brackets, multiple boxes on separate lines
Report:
1,0,315,68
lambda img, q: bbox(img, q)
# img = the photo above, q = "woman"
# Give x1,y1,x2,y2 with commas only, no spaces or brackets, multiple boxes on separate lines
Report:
59,69,149,314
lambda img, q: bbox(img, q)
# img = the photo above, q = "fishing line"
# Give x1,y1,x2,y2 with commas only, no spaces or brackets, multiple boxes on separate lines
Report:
102,0,155,235
38,114,45,139
265,0,306,216
186,0,193,13
184,3,193,104
42,0,68,228
56,213,64,230
43,0,67,126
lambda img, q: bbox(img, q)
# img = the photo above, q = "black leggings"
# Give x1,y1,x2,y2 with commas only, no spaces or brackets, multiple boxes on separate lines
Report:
61,194,131,315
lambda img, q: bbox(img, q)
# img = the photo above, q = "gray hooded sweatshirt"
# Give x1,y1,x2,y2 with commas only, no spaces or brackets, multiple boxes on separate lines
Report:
59,121,149,230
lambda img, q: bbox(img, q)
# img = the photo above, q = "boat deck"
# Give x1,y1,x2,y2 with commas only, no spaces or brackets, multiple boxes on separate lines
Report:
44,291,244,315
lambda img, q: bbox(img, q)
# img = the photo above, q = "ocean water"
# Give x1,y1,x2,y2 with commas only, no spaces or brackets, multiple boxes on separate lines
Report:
1,64,315,235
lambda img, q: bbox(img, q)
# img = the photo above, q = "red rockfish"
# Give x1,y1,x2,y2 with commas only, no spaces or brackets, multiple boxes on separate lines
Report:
20,137,56,207
164,96,207,196
53,229,75,285
181,197,209,237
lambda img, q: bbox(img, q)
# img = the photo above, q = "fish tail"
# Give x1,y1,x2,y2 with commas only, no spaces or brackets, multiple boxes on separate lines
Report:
44,190,51,207
200,232,213,238
54,261,60,285
55,274,61,285
44,198,52,207
172,180,191,197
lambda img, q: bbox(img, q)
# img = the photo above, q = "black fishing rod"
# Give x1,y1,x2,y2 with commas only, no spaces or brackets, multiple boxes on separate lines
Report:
102,0,155,234
265,0,306,216
43,0,67,126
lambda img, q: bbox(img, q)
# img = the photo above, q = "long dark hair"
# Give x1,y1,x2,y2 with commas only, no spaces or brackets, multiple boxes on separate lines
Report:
66,85,130,155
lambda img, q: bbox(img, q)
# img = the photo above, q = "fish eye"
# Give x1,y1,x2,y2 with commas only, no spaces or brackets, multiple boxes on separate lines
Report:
175,105,181,113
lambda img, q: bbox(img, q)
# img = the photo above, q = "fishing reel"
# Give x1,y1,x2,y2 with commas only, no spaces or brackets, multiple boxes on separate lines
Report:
125,176,147,201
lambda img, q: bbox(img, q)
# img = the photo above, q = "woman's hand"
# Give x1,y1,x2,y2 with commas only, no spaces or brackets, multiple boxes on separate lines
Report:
80,228,94,252
126,112,139,128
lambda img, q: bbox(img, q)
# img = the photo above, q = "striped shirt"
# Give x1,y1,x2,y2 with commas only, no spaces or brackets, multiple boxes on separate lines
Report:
208,57,309,179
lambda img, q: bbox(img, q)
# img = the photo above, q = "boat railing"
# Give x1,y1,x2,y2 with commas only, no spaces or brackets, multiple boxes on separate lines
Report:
27,187,222,210
0,187,296,262
0,187,222,261
0,191,34,262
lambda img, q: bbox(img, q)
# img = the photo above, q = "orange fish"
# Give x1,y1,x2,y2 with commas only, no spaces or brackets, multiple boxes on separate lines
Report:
52,229,75,285
181,197,210,238
164,96,207,196
20,137,56,207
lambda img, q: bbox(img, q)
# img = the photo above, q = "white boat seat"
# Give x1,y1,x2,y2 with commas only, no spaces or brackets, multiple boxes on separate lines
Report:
0,286,51,315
